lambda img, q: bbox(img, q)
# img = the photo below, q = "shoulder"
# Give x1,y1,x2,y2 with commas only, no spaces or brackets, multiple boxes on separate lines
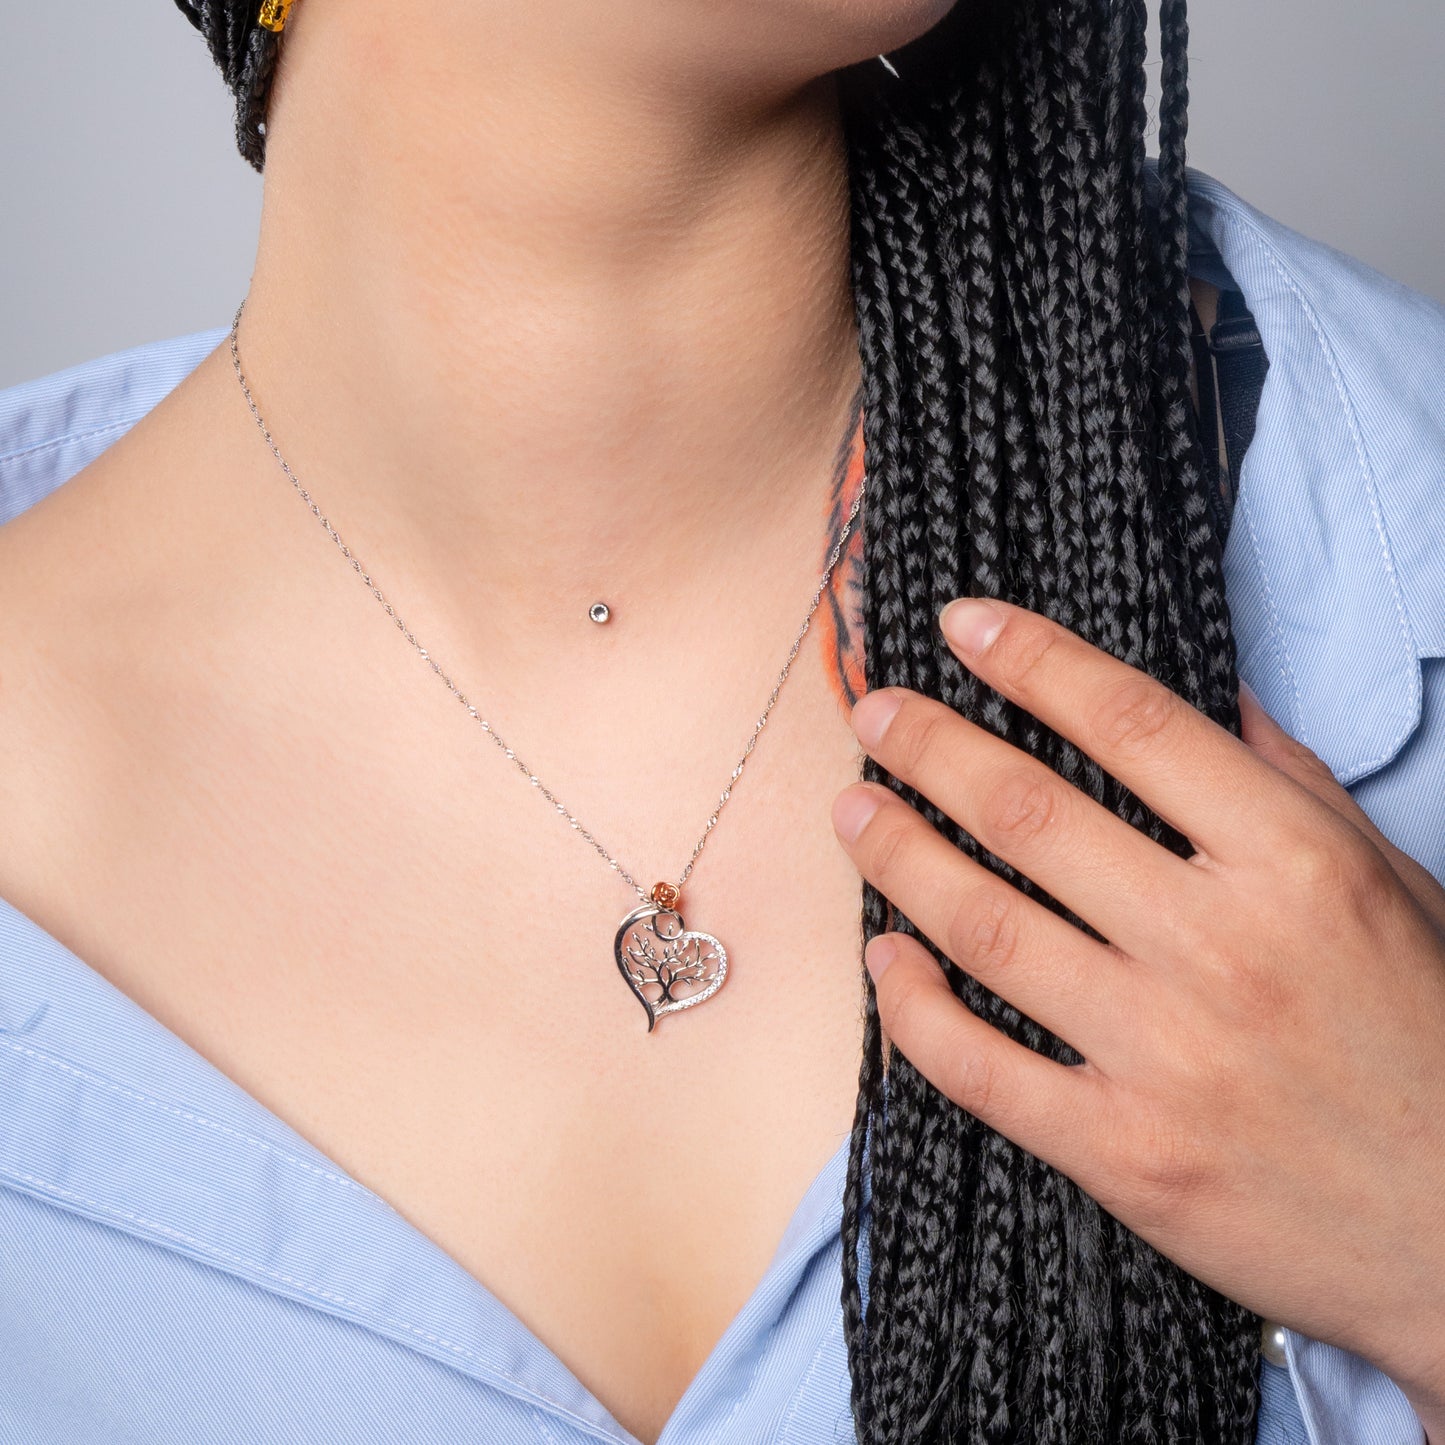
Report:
1183,165,1445,425
1179,166,1445,798
0,327,227,530
0,326,228,672
0,327,230,635
1182,164,1445,503
0,327,228,910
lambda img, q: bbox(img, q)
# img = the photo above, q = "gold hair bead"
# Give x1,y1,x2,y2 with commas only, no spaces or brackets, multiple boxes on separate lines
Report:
258,0,295,33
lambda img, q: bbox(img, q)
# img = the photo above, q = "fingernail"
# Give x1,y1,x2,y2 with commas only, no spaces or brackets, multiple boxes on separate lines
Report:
832,785,882,844
940,597,1005,657
865,934,898,984
1239,677,1260,709
851,689,903,750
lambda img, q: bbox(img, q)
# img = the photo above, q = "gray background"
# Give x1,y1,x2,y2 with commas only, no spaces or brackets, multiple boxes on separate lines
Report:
3,4,1442,389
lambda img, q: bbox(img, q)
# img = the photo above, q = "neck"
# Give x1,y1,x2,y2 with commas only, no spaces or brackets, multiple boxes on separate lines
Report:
232,3,865,651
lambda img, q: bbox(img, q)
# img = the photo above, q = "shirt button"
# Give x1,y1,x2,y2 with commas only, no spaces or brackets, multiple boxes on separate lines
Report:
1260,1319,1289,1367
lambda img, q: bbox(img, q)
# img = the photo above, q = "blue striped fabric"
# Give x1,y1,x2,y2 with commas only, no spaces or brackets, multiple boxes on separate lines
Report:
2,163,1441,1443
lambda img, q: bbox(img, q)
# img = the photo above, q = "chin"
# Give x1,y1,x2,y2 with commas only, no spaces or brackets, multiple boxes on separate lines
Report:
676,0,963,85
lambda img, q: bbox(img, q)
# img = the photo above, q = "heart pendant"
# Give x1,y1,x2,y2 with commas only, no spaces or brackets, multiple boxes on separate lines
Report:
614,900,729,1032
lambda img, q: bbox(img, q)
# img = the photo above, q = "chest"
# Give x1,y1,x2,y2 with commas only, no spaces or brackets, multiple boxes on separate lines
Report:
0,608,870,1445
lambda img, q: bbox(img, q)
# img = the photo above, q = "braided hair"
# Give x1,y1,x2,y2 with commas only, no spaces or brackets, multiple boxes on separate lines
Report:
173,0,1260,1438
838,4,1258,1440
172,0,279,170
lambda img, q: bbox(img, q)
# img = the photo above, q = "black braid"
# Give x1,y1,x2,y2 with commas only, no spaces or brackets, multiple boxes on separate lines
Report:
837,0,1259,1439
176,0,1261,1437
170,0,279,171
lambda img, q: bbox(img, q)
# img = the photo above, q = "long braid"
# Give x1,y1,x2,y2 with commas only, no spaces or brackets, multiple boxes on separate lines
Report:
841,130,916,1439
176,0,1262,1437
837,1,1260,1440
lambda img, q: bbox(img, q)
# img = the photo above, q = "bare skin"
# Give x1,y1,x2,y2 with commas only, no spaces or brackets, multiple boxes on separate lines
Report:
0,4,958,1437
0,389,871,1445
0,291,1222,1445
0,2,1247,1442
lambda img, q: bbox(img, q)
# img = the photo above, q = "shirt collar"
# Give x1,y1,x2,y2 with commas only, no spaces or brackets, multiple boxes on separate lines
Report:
1178,163,1445,785
0,892,863,1444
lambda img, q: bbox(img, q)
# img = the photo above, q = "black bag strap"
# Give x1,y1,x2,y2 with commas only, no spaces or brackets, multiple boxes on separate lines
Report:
1189,286,1269,547
1211,288,1270,484
1190,299,1227,538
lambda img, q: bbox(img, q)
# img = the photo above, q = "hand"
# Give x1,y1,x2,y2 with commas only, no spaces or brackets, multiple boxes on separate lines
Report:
830,596,1445,1431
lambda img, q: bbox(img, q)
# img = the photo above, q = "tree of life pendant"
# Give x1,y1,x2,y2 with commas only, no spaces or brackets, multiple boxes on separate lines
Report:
614,882,728,1032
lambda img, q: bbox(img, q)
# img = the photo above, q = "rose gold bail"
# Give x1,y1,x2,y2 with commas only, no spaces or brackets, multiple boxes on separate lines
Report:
258,0,296,33
650,882,681,911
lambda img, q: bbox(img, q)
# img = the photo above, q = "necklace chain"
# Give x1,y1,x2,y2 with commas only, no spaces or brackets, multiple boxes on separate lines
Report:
227,296,867,905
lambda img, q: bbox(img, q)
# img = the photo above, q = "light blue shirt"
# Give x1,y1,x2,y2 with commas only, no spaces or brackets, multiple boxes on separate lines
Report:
2,165,1442,1444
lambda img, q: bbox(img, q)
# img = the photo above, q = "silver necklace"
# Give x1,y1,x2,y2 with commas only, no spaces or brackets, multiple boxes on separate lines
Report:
227,296,867,1032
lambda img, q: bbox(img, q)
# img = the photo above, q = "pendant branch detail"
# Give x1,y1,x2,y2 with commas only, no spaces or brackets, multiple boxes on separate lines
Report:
614,892,728,1032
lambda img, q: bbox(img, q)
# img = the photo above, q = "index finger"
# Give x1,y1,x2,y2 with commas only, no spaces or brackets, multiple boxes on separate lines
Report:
937,596,1295,864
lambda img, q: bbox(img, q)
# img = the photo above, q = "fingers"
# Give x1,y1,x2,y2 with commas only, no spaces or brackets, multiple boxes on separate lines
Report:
1239,682,1445,933
844,690,1210,963
832,780,1136,1060
1237,681,1361,827
934,596,1313,866
863,928,1107,1176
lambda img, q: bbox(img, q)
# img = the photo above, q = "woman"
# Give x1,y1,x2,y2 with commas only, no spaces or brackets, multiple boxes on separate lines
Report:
0,0,1441,1442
